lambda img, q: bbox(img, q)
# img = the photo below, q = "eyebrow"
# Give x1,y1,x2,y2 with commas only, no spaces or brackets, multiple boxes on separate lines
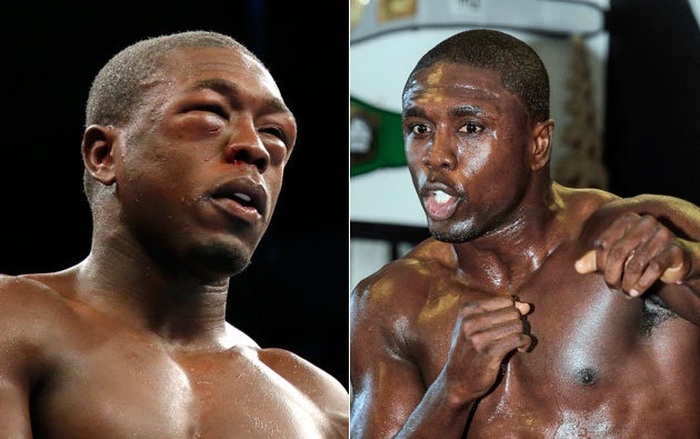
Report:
190,78,293,117
451,105,485,117
402,105,427,120
402,104,485,120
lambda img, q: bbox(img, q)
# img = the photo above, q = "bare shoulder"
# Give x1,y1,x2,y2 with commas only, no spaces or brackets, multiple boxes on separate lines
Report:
0,273,75,381
225,323,348,400
256,346,349,430
257,346,348,399
350,237,456,361
351,237,455,313
554,184,620,220
0,273,72,330
223,322,348,407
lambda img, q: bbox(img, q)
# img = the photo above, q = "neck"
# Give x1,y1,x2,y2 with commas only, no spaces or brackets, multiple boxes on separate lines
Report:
453,183,564,291
73,249,232,350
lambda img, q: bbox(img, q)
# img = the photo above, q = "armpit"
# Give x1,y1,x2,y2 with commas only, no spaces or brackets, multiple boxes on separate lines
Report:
640,294,677,336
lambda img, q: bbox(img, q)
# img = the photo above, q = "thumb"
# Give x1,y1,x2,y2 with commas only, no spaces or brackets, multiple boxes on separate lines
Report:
660,264,684,284
514,301,531,316
575,250,597,274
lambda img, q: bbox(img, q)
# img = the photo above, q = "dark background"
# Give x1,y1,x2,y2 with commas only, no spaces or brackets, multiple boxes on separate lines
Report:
1,3,349,387
606,0,700,205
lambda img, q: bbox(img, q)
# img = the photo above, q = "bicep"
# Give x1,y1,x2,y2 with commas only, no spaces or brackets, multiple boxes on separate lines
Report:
0,304,34,437
350,281,427,439
0,278,53,437
351,351,427,439
0,375,33,438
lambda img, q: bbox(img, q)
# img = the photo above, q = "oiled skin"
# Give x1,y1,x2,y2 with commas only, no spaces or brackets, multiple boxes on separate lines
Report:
1,272,348,439
351,187,700,438
350,52,700,439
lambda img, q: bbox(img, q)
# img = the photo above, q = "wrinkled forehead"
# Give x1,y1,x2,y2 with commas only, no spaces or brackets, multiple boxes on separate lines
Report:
160,46,280,94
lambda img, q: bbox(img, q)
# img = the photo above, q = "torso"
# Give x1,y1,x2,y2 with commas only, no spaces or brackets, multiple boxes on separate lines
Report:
9,277,346,439
377,190,700,438
406,244,699,438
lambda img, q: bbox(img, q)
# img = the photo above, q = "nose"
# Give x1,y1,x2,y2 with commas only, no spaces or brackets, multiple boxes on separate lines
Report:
223,116,270,173
421,131,456,171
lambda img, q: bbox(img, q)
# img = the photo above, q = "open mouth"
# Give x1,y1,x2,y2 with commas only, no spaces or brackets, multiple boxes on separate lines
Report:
230,191,255,209
211,179,267,220
420,182,461,221
425,190,459,220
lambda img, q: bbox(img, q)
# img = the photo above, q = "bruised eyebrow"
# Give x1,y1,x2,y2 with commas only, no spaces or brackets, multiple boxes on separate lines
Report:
190,78,294,118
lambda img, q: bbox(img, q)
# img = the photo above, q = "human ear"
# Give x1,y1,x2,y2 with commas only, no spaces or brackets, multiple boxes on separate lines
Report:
82,124,118,185
530,119,554,171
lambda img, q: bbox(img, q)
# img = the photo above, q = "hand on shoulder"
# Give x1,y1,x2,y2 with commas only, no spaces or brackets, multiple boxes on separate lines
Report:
574,192,700,322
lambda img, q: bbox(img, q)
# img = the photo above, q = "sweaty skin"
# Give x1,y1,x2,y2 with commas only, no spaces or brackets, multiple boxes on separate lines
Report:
0,40,348,438
350,61,700,438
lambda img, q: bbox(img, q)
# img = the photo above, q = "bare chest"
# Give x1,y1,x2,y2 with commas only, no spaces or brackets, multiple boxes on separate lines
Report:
408,264,697,436
33,335,333,438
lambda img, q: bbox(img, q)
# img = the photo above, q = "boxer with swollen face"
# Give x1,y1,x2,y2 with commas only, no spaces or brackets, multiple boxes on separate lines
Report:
0,31,349,438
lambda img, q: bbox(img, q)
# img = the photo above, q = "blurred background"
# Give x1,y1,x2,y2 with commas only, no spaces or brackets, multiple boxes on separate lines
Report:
1,2,349,388
350,0,700,288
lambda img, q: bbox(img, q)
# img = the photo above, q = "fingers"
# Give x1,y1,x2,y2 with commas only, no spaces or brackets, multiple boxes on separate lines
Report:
575,212,687,296
457,298,532,354
445,297,533,398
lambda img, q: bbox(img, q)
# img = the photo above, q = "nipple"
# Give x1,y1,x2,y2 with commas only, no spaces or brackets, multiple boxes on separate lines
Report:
575,367,598,386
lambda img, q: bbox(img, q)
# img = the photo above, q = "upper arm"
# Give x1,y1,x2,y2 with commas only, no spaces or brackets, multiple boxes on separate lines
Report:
350,270,429,439
0,376,32,438
607,194,700,240
0,275,46,438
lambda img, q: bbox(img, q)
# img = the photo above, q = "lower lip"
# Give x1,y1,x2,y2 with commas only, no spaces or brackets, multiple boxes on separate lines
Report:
424,195,459,221
212,197,261,224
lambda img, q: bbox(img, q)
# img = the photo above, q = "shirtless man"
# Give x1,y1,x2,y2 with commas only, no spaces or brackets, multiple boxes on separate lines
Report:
350,29,700,438
0,31,348,438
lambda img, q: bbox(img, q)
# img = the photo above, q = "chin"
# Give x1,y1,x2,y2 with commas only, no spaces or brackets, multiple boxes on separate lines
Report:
189,242,252,276
429,220,482,244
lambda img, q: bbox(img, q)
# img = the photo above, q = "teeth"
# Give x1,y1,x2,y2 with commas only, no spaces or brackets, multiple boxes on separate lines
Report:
433,190,450,204
233,192,251,203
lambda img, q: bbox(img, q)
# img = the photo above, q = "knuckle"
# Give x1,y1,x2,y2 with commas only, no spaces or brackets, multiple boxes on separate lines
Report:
593,238,609,251
460,301,477,314
654,226,673,242
669,242,685,258
608,246,627,262
639,214,656,225
646,258,665,274
468,332,489,353
625,259,643,273
459,319,476,336
620,211,640,223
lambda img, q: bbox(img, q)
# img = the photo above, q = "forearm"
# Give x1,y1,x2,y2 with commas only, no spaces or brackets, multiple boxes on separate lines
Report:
395,375,477,439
